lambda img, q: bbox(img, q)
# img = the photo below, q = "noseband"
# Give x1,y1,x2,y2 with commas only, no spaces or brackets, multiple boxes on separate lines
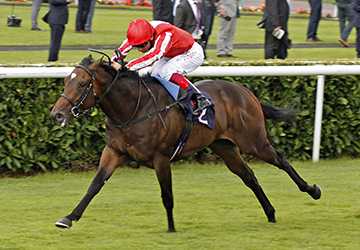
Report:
61,64,119,117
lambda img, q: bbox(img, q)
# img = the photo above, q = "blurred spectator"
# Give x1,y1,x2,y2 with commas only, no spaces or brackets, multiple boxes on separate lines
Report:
201,0,217,59
153,0,174,24
175,0,207,57
175,0,203,40
43,0,75,62
336,0,355,47
351,0,360,57
306,0,322,42
258,0,290,59
31,0,45,31
216,0,238,57
85,0,97,33
173,0,180,17
75,0,92,33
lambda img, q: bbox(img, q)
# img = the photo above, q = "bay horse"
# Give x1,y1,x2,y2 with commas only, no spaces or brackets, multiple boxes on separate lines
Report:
50,54,321,232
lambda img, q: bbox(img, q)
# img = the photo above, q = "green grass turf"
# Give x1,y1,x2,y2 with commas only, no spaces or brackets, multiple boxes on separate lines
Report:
0,158,359,249
0,5,359,63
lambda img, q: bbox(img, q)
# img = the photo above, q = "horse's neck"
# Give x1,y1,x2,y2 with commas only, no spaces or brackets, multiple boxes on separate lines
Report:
97,75,159,124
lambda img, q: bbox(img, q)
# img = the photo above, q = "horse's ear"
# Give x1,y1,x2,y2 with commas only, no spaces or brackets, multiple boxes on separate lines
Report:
80,54,95,65
88,58,102,71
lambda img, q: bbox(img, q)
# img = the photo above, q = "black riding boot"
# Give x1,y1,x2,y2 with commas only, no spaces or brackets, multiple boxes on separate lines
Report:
169,73,212,115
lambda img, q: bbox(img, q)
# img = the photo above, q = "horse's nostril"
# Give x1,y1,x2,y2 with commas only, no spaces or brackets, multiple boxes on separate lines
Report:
55,113,63,121
51,111,64,125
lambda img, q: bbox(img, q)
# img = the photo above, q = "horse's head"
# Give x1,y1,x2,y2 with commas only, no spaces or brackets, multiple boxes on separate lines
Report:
50,55,103,127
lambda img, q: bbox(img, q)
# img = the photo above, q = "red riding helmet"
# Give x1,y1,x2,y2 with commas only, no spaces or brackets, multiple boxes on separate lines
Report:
127,19,154,46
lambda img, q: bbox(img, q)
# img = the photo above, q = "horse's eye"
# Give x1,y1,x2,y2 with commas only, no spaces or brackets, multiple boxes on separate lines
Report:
79,83,86,88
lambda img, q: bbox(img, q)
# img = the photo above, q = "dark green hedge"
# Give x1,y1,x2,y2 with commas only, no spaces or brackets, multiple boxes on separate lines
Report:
0,78,107,174
1,74,360,174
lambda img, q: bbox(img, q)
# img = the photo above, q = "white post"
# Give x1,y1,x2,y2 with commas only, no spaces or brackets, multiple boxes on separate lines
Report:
312,75,325,162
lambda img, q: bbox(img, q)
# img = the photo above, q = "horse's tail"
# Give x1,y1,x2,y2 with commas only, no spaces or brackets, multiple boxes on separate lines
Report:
260,102,299,126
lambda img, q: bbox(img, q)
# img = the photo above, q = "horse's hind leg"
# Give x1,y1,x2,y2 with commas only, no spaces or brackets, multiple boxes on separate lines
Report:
209,140,276,222
55,146,128,229
255,143,321,200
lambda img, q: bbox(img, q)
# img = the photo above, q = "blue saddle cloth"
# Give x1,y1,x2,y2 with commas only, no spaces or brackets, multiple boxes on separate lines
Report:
153,75,215,129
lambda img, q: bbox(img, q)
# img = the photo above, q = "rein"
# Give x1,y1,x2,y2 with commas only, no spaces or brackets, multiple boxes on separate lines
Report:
62,63,178,129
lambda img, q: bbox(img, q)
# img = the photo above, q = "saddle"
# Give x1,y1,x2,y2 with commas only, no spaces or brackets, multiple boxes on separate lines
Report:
153,75,215,161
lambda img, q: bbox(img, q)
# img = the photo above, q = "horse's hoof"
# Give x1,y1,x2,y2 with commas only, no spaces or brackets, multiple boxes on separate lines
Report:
310,184,322,200
267,216,276,223
55,217,72,229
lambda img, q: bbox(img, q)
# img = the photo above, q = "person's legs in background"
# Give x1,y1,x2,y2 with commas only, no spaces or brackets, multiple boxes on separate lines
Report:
265,31,277,59
31,0,45,31
341,3,355,42
224,17,237,56
217,17,231,56
277,35,288,59
76,0,91,33
85,0,97,33
307,0,322,41
201,0,216,59
49,24,65,62
338,4,346,36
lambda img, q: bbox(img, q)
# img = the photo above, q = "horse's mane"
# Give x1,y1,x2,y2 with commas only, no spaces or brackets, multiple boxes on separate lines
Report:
80,54,154,83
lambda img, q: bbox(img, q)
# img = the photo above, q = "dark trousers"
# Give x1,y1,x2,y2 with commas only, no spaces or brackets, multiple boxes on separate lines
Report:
76,0,91,31
49,24,65,62
201,1,216,49
307,0,322,38
338,2,355,41
265,31,287,59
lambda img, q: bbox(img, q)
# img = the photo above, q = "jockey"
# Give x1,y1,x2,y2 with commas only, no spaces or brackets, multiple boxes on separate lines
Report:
111,18,211,114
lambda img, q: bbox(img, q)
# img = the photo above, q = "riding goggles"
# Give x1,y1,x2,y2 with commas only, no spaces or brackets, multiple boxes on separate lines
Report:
133,40,149,48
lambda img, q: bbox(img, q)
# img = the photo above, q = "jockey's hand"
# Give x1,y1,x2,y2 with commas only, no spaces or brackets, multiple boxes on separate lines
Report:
111,61,122,71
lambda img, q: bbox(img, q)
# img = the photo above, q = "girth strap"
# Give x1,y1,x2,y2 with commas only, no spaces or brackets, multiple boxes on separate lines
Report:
170,119,193,161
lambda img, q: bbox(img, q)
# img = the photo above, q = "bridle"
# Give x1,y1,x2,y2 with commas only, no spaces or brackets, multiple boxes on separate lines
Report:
61,64,119,118
60,50,176,129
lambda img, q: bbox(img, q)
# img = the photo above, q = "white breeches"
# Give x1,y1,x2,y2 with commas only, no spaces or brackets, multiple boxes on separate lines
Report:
149,42,204,81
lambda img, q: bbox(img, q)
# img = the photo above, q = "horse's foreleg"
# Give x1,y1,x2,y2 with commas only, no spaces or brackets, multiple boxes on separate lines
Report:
257,145,321,200
55,146,128,229
209,141,276,223
153,152,176,232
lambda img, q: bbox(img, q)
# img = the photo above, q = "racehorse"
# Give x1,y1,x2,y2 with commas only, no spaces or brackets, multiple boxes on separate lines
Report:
50,54,321,232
